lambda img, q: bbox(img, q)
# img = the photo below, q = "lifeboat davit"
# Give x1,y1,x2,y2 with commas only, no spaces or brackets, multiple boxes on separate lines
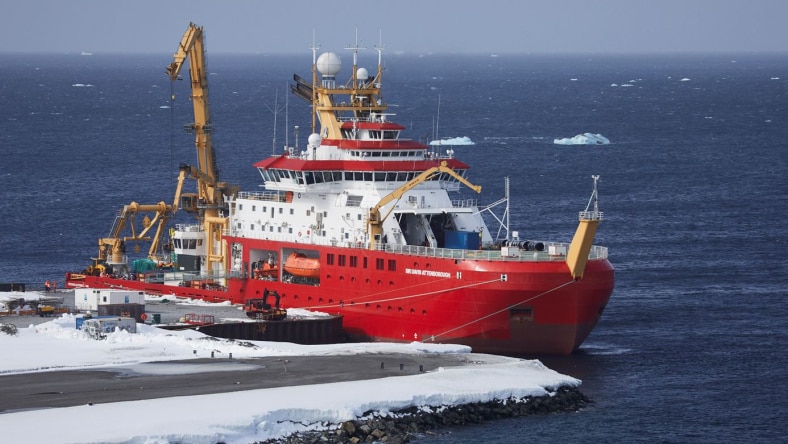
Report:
283,252,320,279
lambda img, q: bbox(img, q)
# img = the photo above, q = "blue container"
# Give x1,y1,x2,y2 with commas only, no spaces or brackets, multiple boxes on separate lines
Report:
444,230,480,250
75,315,117,330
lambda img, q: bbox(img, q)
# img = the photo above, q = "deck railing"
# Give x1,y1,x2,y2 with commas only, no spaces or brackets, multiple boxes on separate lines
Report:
224,229,608,262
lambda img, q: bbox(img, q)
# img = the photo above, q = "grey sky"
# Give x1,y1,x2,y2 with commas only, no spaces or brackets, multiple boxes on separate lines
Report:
2,0,786,54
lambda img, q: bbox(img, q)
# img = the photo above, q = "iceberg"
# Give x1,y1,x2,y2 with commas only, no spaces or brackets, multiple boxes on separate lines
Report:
430,136,475,146
553,133,610,146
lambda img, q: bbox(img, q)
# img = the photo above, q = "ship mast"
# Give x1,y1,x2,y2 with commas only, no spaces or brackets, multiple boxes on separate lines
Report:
310,30,319,134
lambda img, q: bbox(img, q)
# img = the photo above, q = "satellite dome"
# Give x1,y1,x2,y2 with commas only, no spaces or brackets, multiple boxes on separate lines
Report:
356,67,369,81
307,133,322,147
316,52,341,77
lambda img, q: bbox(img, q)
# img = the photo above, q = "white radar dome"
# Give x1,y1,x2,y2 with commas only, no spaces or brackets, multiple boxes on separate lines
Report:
316,52,341,77
307,133,322,147
356,67,369,81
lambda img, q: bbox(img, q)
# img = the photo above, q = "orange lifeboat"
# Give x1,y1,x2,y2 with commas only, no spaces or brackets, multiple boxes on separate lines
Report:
283,252,320,279
254,261,278,279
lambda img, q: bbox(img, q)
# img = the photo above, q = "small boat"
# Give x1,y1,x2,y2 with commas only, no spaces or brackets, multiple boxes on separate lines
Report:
283,252,321,279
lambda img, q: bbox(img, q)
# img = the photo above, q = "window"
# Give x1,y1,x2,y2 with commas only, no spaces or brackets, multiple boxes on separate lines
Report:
338,255,346,266
388,260,396,272
326,254,334,265
350,256,358,267
376,258,384,270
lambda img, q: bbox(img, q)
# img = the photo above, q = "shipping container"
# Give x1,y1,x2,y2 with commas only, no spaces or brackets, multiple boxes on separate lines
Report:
75,289,145,311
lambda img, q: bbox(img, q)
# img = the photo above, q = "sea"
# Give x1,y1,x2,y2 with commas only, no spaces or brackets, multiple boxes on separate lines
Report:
1,51,786,443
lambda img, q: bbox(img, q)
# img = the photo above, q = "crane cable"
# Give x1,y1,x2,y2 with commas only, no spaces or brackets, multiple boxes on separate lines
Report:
169,80,176,204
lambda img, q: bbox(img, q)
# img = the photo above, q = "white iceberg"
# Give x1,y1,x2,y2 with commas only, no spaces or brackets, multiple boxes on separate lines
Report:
430,136,475,146
554,133,610,145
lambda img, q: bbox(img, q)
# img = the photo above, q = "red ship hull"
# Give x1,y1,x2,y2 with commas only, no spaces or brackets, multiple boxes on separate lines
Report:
67,239,613,356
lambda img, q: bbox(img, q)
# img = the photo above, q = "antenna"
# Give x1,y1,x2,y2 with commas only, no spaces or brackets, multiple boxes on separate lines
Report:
284,83,290,151
263,88,286,155
373,30,385,96
346,28,366,89
434,94,441,155
310,29,320,133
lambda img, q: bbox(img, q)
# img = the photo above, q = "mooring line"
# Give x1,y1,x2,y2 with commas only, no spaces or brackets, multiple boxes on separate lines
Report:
304,277,503,310
422,279,577,343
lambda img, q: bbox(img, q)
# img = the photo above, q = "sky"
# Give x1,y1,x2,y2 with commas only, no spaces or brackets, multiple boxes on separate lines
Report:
1,0,786,55
0,290,576,443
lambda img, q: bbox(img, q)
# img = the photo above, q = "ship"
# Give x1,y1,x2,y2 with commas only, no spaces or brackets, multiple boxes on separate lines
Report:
66,24,614,356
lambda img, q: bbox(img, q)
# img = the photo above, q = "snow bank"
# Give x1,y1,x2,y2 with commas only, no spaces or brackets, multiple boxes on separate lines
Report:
0,316,578,443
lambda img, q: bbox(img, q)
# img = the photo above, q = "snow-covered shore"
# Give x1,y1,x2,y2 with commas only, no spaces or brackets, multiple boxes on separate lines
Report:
0,300,581,443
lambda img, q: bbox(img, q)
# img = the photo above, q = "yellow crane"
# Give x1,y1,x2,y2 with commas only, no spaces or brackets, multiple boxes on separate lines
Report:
165,23,238,273
367,161,482,250
90,23,237,276
91,165,189,274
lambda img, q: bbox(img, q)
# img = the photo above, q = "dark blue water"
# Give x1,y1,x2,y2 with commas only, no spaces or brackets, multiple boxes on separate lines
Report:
1,53,786,442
